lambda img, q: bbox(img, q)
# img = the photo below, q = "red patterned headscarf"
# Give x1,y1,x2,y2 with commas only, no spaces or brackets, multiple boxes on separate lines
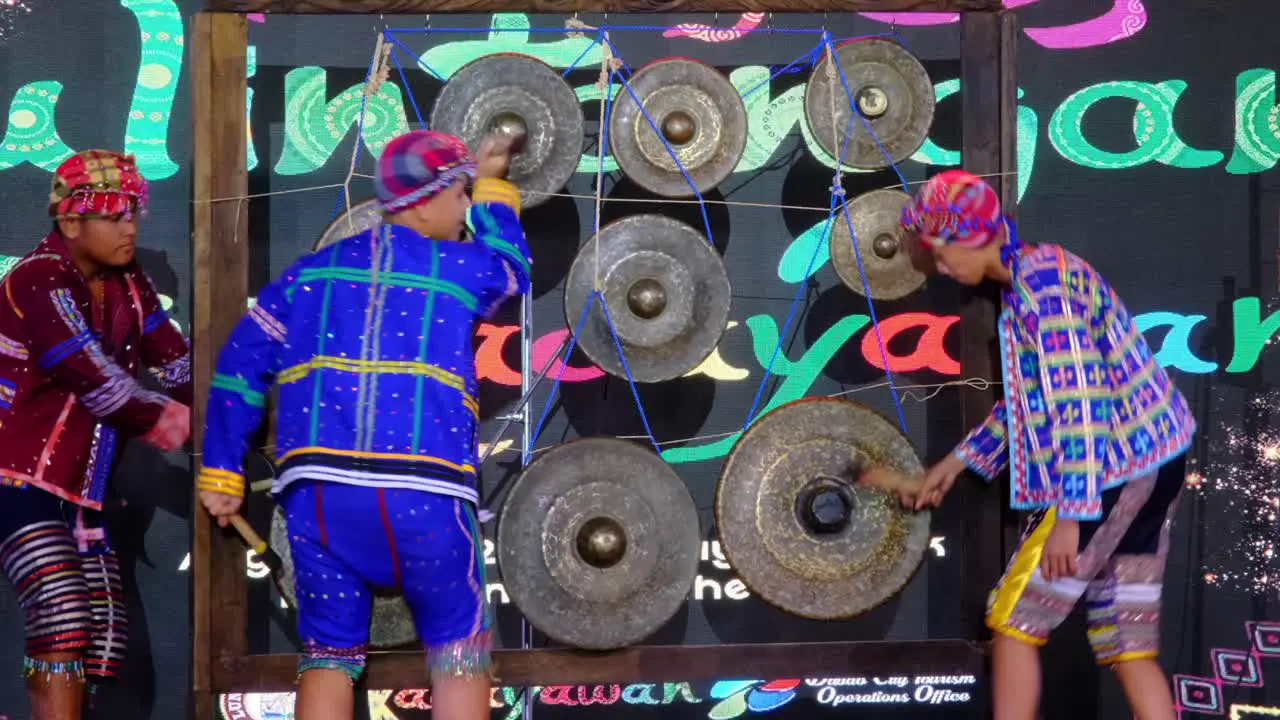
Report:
49,150,149,220
901,170,1003,249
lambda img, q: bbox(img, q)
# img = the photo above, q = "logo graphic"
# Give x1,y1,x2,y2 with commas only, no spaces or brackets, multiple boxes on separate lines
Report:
707,680,800,718
220,693,294,720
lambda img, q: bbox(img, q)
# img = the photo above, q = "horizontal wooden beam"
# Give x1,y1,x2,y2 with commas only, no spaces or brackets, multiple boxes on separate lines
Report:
215,640,986,692
206,0,1000,14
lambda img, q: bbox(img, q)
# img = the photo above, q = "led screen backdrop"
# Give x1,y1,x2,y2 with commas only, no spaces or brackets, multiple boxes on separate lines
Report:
0,2,1278,718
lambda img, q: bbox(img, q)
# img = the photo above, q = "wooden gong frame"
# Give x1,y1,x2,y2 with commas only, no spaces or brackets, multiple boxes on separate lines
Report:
190,1,1016,717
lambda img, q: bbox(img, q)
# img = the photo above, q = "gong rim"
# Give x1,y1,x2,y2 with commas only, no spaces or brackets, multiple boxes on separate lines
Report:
497,437,700,650
430,52,584,209
314,198,384,252
563,214,732,383
802,38,935,170
829,189,925,300
714,397,930,620
269,506,420,649
609,56,748,198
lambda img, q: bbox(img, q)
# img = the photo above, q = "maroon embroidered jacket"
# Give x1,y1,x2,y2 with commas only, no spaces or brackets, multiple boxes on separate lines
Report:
0,233,192,508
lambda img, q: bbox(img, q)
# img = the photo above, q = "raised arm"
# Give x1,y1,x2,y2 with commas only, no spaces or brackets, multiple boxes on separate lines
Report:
470,177,532,319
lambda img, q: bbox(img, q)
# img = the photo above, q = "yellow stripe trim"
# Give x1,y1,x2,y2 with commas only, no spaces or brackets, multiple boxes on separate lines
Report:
198,468,244,483
472,177,521,216
987,507,1057,630
277,446,476,474
278,356,465,392
1098,651,1158,666
988,623,1049,648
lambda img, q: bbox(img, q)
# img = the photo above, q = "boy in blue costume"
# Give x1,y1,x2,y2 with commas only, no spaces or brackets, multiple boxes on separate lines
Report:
197,130,530,720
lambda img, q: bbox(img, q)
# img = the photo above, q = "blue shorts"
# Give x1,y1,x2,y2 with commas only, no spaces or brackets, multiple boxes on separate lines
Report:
278,481,493,682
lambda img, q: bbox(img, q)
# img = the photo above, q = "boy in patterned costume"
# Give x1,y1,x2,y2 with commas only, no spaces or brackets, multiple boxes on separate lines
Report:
0,150,192,718
198,130,530,720
884,170,1194,720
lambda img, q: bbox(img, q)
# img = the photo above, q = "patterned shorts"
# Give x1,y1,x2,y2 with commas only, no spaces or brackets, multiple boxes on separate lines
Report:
0,484,127,681
986,454,1186,665
278,481,493,683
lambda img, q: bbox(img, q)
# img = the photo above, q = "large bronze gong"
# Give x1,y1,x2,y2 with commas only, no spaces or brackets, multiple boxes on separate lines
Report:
716,398,930,620
804,38,935,170
430,53,584,208
497,438,700,650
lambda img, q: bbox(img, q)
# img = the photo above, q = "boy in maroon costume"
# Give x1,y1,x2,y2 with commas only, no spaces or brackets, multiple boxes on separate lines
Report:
0,150,191,718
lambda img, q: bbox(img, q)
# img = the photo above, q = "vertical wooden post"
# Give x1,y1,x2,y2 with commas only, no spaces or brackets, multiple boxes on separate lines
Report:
958,9,1018,636
190,11,249,719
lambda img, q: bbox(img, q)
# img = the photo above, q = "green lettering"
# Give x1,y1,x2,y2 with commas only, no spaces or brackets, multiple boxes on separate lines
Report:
121,0,182,180
575,81,620,174
274,67,410,176
777,216,836,284
1016,88,1038,202
1226,68,1280,175
0,81,75,172
662,313,869,464
913,78,960,167
418,13,603,80
731,65,807,173
1049,80,1222,170
621,684,662,705
1225,297,1280,373
662,682,702,704
247,46,258,171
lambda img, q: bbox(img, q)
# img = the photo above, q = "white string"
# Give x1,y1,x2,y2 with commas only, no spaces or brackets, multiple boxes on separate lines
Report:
232,376,1003,491
592,32,613,292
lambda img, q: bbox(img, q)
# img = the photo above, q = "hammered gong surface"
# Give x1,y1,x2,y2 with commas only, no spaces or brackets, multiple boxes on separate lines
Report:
269,507,419,648
830,189,924,300
715,398,930,620
564,214,731,383
609,58,747,198
804,38,935,170
430,53,584,209
497,438,700,650
315,198,384,251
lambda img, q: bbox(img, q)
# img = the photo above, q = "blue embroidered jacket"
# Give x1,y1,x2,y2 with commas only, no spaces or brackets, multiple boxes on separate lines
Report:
953,245,1195,521
199,179,531,504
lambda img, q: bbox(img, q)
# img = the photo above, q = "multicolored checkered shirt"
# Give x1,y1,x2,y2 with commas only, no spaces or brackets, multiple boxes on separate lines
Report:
199,179,530,504
954,244,1195,521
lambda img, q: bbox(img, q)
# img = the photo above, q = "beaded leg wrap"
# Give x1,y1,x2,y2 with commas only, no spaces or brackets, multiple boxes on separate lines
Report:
427,629,493,680
0,520,93,658
297,641,367,685
22,657,85,686
80,551,127,681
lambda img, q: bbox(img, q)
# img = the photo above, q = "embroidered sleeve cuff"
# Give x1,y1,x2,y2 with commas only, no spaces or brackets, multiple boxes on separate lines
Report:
472,178,521,216
196,467,246,498
1054,497,1104,522
953,444,1003,482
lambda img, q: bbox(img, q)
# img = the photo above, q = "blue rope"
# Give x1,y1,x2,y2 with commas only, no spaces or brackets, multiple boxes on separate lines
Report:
741,194,839,430
561,33,603,77
529,291,597,446
384,25,827,36
822,33,909,193
387,43,427,129
837,198,909,435
382,32,444,81
596,291,662,455
738,43,823,102
613,70,715,245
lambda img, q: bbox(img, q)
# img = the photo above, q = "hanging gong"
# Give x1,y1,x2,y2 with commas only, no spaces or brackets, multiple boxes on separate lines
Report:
430,53,584,209
564,214,731,384
609,57,748,198
497,437,700,650
314,198,383,251
715,398,930,620
269,507,419,648
804,38,935,170
830,189,925,300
